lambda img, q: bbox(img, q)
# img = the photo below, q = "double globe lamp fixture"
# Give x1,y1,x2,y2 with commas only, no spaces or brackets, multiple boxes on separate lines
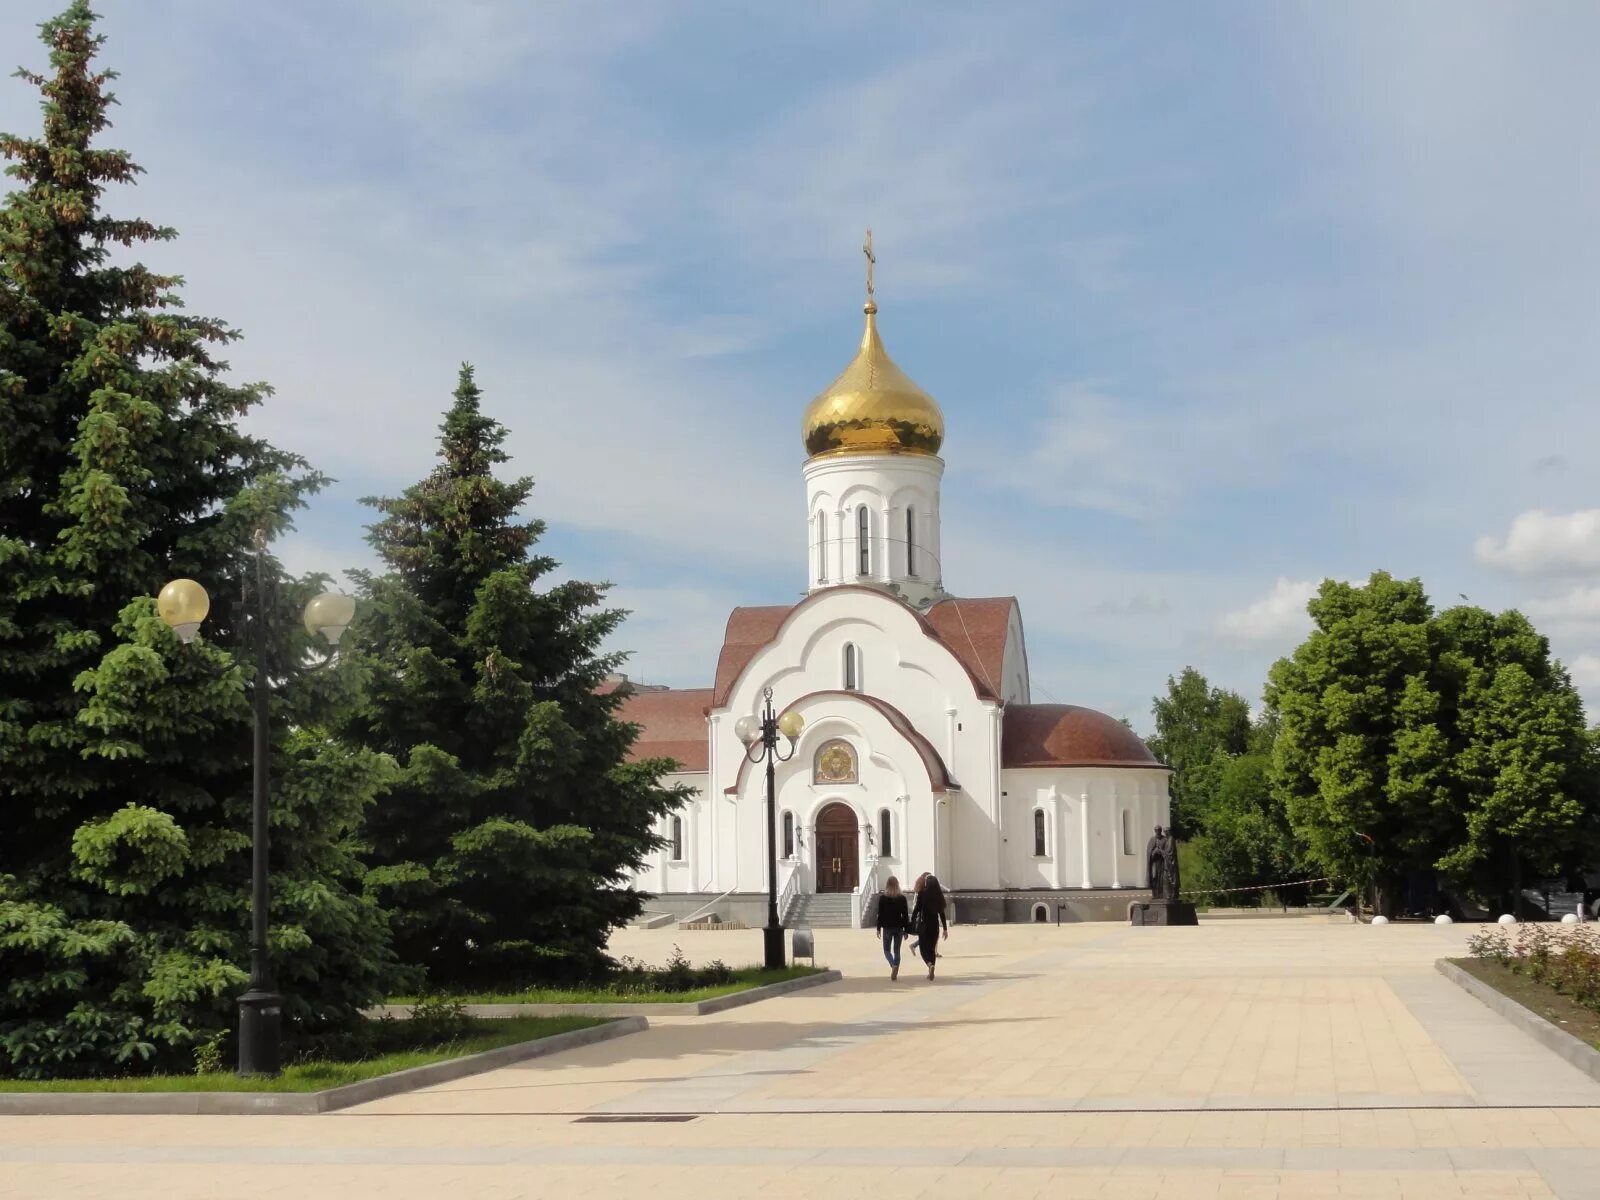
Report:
735,688,805,970
154,575,354,1077
156,578,356,648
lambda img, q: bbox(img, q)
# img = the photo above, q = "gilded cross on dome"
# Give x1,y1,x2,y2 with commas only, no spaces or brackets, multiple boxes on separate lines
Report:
862,228,876,307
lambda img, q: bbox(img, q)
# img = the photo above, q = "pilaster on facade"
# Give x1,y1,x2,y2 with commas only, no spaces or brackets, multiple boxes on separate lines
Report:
1079,790,1092,888
1109,782,1121,888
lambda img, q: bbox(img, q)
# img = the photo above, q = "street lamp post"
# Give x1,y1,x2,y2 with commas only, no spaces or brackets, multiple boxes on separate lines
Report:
157,547,354,1076
735,688,804,970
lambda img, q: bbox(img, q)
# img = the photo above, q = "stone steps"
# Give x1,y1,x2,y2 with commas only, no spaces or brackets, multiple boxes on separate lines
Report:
786,893,856,928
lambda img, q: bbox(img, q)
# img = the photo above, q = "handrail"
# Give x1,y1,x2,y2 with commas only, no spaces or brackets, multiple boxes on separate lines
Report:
855,859,882,929
682,885,736,925
778,861,801,925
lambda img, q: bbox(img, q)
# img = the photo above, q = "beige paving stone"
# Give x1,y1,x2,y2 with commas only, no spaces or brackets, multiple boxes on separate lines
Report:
5,922,1600,1198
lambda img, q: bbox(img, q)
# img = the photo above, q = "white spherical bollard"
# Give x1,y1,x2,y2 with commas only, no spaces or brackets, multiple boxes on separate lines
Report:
1434,914,1453,925
1371,915,1389,926
1497,914,1516,926
1561,913,1580,924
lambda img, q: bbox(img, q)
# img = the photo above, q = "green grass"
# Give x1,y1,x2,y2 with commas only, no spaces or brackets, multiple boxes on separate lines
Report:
391,964,823,1006
0,1015,603,1093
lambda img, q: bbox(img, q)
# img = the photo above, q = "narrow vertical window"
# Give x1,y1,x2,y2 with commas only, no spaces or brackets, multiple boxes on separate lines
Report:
878,808,892,857
783,811,795,858
843,643,859,691
815,512,827,583
857,505,870,575
906,507,917,577
671,815,684,861
1121,810,1131,854
1033,809,1047,857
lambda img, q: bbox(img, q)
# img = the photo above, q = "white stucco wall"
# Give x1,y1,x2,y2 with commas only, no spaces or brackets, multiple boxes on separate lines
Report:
714,587,1002,894
999,767,1172,889
805,453,944,608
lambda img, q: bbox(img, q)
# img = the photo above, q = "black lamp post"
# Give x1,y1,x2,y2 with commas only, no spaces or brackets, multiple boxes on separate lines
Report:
158,538,354,1076
735,687,804,970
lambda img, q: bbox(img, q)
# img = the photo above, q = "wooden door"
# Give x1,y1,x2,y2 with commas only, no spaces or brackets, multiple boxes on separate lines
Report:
815,804,859,893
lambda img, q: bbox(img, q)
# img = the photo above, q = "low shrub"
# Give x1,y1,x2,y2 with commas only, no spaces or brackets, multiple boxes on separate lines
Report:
608,946,737,996
1468,923,1600,1012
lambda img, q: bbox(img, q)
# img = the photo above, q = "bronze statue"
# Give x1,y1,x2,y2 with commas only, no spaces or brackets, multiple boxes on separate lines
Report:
1132,824,1197,926
1146,825,1168,899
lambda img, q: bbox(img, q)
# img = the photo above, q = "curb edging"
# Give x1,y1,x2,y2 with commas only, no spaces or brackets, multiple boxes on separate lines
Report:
370,968,842,1019
0,1016,647,1116
1435,958,1600,1085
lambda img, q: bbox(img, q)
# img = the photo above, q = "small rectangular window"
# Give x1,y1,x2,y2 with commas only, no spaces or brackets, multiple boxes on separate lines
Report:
1033,809,1047,857
1121,810,1132,854
671,816,684,861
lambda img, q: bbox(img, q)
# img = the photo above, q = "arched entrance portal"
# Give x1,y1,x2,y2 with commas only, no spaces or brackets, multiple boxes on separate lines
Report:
815,803,860,894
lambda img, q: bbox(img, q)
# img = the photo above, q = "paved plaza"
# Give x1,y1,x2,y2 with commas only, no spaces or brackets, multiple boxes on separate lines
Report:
5,919,1600,1199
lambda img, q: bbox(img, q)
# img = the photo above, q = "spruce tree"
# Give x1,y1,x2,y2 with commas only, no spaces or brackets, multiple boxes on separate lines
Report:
342,365,683,988
0,4,396,1077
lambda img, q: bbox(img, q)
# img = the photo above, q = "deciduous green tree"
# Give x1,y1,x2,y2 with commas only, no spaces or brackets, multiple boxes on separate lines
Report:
1148,666,1251,838
1266,572,1443,914
1432,606,1592,913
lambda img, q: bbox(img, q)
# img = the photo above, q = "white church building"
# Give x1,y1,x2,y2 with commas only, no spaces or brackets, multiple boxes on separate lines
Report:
619,268,1171,926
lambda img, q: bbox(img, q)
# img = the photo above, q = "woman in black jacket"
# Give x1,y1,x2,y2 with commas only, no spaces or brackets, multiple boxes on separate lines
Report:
910,873,950,980
875,876,910,981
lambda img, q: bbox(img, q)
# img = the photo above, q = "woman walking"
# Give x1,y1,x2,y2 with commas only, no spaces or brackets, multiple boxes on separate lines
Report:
910,872,950,980
875,876,910,980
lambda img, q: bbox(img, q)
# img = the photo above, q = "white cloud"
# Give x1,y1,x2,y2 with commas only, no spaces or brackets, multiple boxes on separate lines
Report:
1526,586,1600,625
1568,654,1600,693
1475,510,1600,575
1215,578,1320,645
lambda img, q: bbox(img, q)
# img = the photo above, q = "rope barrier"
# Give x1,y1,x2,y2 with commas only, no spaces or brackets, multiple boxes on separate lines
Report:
1179,877,1332,899
945,878,1334,901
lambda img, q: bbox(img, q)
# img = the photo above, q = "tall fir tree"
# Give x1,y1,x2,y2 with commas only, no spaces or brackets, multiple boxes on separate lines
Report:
341,365,684,988
0,4,397,1077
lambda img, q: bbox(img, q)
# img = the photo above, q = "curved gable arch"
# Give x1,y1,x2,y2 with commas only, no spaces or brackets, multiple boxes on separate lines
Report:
712,585,997,712
722,689,958,799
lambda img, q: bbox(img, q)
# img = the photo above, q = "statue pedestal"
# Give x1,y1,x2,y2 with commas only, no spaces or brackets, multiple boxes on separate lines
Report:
1128,899,1198,927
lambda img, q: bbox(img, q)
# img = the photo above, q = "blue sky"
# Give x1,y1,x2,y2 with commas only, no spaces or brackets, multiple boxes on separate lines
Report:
5,2,1600,730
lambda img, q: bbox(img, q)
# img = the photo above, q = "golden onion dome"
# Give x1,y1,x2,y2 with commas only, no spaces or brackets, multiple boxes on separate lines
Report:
802,299,944,459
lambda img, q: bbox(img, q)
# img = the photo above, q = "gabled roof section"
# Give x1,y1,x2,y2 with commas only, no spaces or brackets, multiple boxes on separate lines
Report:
709,586,1020,708
923,596,1016,701
617,686,713,773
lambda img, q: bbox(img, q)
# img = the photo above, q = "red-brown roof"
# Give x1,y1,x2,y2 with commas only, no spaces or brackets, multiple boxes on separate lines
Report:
617,687,713,772
1001,704,1166,769
924,596,1015,700
710,587,1018,708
